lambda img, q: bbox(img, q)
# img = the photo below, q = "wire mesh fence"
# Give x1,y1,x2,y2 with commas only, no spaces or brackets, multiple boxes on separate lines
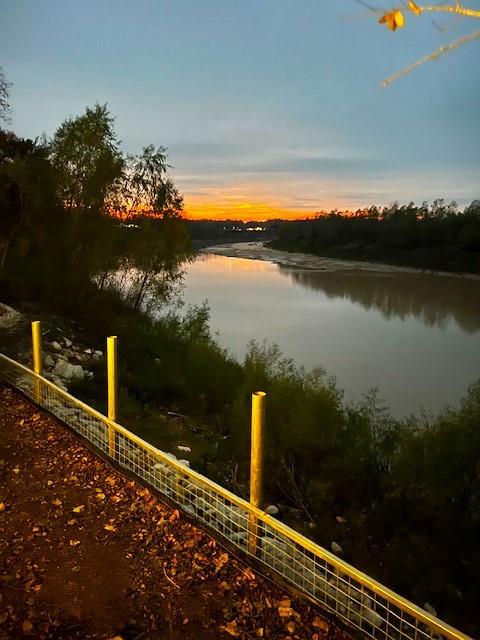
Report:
0,352,472,640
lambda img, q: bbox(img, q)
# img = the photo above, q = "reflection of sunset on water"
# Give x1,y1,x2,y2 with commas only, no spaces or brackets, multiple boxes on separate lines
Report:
180,252,480,418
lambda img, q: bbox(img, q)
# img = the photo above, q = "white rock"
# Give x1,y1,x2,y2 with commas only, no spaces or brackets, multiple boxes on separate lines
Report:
265,504,279,516
178,459,190,468
44,355,55,368
177,445,192,453
331,541,343,555
362,607,384,628
51,341,62,351
52,376,68,392
53,359,84,381
64,338,73,348
336,516,347,524
94,350,103,357
84,348,92,354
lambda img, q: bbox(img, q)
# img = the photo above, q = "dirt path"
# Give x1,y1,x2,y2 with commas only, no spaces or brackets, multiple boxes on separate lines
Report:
0,386,350,640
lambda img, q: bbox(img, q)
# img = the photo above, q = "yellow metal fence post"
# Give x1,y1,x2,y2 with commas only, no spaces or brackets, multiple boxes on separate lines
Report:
248,390,266,555
31,321,42,403
107,336,118,459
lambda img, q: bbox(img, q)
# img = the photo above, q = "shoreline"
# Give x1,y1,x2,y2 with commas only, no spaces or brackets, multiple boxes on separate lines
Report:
202,241,480,280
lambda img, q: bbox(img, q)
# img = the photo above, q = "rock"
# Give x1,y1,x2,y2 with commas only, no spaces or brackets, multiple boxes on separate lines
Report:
330,541,343,555
94,350,103,358
85,371,94,379
53,359,85,381
44,355,55,368
265,504,279,516
177,445,192,453
52,376,68,392
84,348,92,355
424,603,437,617
64,338,73,348
362,607,383,628
51,341,62,351
336,516,347,524
0,303,24,330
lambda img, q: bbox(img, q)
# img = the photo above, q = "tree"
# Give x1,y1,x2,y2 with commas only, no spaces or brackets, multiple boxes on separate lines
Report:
50,103,124,212
0,68,11,124
0,132,58,270
111,144,184,219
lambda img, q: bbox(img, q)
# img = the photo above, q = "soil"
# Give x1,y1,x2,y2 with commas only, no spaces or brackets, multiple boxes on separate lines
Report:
0,386,351,640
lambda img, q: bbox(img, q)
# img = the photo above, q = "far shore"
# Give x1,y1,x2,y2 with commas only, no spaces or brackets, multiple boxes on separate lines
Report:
202,241,480,280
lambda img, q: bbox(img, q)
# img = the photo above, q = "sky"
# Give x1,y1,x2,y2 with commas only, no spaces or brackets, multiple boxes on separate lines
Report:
1,0,479,220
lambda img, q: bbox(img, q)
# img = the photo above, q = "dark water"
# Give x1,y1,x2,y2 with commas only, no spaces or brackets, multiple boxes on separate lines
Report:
181,252,480,417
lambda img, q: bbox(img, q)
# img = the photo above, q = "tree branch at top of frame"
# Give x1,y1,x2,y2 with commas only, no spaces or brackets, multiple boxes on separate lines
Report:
372,1,480,85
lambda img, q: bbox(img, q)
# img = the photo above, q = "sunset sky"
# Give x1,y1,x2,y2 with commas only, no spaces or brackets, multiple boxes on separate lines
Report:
1,0,479,220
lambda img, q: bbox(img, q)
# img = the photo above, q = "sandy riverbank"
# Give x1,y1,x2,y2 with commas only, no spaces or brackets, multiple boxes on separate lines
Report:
203,242,480,279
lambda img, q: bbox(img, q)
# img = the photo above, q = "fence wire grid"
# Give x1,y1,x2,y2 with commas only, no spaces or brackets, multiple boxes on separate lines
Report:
0,353,473,640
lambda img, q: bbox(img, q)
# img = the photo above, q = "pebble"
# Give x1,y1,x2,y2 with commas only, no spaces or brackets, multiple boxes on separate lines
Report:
265,504,279,516
331,541,343,555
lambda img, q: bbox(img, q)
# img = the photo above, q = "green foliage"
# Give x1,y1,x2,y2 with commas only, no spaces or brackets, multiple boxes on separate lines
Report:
273,200,480,274
50,103,124,212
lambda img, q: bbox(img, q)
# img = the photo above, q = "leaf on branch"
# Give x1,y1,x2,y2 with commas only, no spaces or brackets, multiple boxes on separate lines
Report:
379,10,405,30
409,0,421,15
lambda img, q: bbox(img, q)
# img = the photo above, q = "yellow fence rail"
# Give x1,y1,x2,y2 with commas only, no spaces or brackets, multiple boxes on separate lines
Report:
0,351,473,640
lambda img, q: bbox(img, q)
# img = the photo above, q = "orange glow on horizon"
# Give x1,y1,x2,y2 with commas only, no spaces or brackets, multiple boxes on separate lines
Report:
184,198,316,221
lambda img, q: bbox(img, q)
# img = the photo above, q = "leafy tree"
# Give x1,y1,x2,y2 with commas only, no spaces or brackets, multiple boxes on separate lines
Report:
0,132,58,270
50,103,124,212
112,144,184,218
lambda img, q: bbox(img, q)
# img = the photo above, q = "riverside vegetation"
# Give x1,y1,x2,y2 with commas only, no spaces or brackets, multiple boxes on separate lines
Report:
272,202,480,274
0,70,479,634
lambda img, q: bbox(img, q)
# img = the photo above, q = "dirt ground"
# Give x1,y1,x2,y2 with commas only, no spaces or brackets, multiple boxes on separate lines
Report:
0,386,351,640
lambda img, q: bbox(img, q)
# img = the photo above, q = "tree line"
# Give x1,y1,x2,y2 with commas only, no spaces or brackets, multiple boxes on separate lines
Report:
273,201,480,273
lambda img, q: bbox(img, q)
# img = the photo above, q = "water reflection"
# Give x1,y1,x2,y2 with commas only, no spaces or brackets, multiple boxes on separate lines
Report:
281,269,480,333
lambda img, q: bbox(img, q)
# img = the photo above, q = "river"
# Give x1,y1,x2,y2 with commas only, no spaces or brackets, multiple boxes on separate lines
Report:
179,243,480,418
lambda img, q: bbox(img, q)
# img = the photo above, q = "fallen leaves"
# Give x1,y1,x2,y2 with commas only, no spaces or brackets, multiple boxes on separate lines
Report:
213,552,229,573
312,616,329,634
0,386,344,640
22,620,33,634
220,620,240,637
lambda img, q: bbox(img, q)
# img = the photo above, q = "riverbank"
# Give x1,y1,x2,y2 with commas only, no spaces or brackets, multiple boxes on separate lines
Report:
203,242,480,280
1,289,479,635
